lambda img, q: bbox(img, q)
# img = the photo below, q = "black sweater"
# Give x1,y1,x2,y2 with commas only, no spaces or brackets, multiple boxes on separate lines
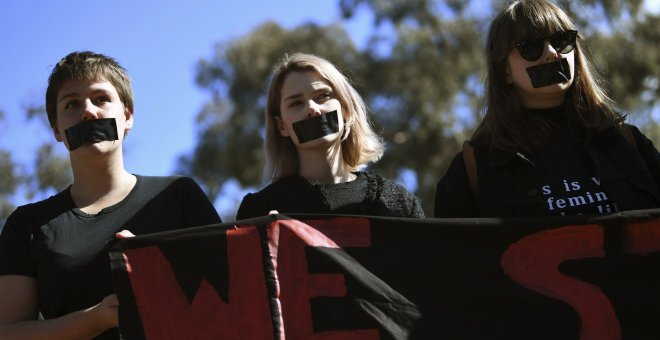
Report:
237,172,425,219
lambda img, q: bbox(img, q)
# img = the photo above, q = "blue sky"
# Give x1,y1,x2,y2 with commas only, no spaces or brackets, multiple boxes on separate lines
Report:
0,0,373,220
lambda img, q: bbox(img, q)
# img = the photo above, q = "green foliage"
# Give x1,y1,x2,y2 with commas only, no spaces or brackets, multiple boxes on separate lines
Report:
0,151,20,196
0,110,18,223
19,104,71,198
361,16,486,201
30,144,71,199
0,103,70,224
0,151,21,224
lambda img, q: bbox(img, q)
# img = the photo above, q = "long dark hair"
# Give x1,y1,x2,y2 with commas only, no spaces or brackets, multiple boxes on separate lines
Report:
472,0,623,153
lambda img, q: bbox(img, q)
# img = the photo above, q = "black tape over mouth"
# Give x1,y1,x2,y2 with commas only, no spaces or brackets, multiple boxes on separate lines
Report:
64,118,119,151
526,58,571,88
292,110,340,144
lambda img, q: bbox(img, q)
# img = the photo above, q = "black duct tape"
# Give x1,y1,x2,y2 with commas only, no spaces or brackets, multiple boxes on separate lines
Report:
65,118,119,151
526,58,571,88
292,110,340,144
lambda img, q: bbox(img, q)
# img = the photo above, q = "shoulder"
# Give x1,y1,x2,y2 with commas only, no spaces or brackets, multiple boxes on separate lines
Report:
236,192,259,220
362,172,425,217
622,123,655,147
380,178,419,202
236,176,324,219
1,190,71,237
126,176,216,214
236,177,299,219
448,150,468,172
620,123,660,169
238,189,266,210
134,175,204,193
364,172,405,194
11,190,71,220
436,150,469,191
247,177,303,198
135,174,191,186
589,123,657,155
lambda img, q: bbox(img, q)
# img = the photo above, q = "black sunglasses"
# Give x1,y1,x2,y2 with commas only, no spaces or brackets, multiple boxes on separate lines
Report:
514,30,578,61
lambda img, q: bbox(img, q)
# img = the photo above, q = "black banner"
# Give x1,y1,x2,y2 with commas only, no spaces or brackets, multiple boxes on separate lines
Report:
110,209,660,339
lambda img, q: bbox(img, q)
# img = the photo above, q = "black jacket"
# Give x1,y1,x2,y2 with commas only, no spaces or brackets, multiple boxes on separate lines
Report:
434,125,660,217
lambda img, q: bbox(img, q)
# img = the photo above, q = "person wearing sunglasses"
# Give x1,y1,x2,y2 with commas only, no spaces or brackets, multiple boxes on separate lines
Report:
434,0,660,217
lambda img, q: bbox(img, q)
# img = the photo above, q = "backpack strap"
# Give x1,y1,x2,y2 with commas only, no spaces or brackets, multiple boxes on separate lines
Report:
463,141,478,199
619,123,637,149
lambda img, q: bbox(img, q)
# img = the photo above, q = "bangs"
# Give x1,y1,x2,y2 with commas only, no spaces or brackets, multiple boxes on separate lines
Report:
507,0,575,40
70,65,118,84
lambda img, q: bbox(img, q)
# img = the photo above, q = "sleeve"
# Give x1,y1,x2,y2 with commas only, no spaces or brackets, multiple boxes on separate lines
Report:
434,152,479,218
409,195,426,218
236,193,261,221
180,177,223,226
0,208,35,277
377,177,426,218
630,125,660,189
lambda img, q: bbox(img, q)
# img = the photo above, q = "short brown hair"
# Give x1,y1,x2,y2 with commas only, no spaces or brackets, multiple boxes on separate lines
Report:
45,51,134,128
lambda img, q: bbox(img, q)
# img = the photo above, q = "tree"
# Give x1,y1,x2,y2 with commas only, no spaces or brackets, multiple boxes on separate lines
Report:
0,150,20,226
0,109,21,225
0,104,71,227
24,104,72,200
351,4,487,211
177,0,659,218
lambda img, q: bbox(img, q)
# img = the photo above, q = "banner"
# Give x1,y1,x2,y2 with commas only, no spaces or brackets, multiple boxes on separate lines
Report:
109,209,660,339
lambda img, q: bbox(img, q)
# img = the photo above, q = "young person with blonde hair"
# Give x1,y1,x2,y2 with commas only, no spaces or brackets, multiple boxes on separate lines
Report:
237,53,424,219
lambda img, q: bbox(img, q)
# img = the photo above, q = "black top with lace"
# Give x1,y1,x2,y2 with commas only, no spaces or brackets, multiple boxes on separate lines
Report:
237,172,425,219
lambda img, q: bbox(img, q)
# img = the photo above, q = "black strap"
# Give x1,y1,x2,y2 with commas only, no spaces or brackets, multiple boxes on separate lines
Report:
619,123,637,149
463,141,478,200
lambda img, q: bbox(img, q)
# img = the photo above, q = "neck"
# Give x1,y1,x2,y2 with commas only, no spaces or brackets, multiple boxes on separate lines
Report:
297,143,355,184
69,151,136,214
521,93,566,109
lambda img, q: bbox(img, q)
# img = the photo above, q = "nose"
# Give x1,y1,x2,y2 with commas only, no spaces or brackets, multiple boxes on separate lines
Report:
306,100,322,118
543,41,560,62
81,99,99,121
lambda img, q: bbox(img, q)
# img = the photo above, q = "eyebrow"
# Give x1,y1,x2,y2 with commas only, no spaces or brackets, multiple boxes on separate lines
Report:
58,92,79,104
58,88,111,104
282,86,333,103
282,93,303,103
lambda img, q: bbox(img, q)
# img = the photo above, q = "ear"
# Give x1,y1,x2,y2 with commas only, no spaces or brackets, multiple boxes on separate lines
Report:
123,107,134,134
53,124,64,142
274,116,290,137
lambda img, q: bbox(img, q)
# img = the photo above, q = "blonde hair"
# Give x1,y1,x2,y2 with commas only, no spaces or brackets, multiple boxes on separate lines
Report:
263,53,384,182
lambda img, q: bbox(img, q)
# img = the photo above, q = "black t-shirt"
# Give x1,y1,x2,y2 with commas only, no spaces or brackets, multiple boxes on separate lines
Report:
529,107,617,216
0,175,221,339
